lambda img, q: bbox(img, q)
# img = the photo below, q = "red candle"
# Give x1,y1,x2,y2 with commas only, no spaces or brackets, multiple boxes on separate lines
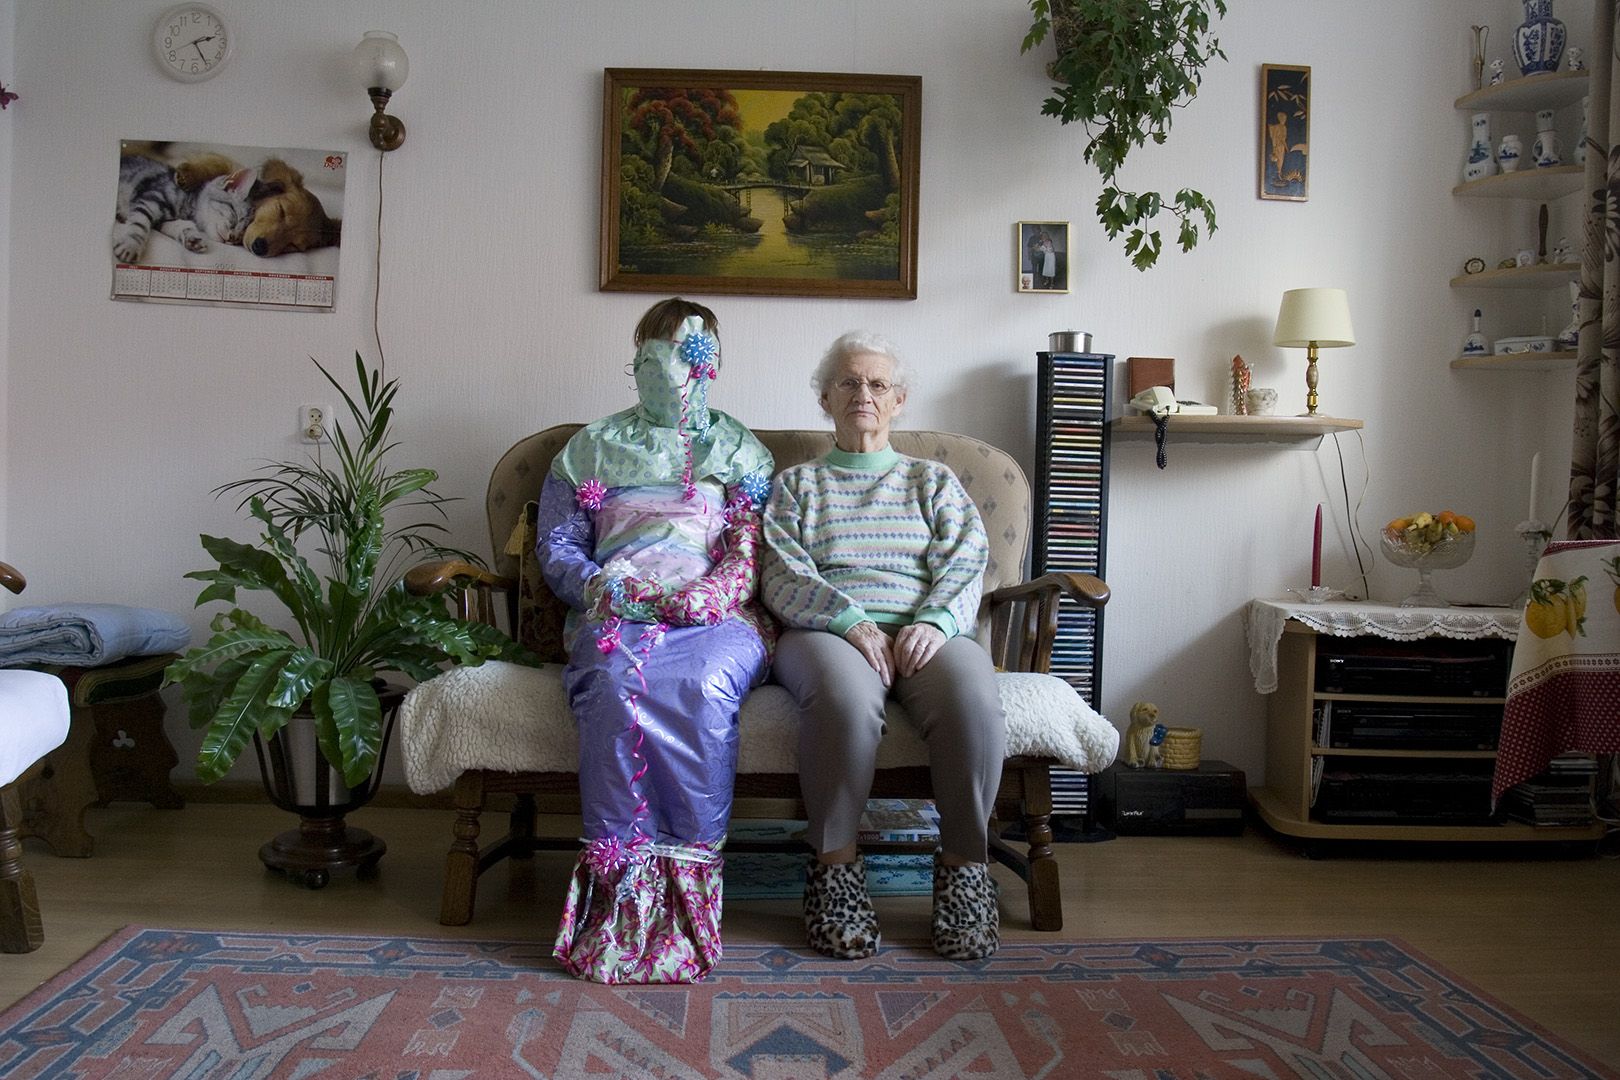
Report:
1311,503,1323,587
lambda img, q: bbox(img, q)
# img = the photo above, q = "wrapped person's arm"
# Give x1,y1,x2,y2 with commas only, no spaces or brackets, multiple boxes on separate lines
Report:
656,487,766,626
535,472,603,612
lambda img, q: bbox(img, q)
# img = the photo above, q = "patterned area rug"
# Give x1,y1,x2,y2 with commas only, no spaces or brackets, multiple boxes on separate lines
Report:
3,929,1612,1079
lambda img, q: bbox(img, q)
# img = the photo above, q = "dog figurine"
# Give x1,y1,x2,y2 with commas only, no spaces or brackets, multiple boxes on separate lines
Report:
1124,701,1165,769
244,158,342,257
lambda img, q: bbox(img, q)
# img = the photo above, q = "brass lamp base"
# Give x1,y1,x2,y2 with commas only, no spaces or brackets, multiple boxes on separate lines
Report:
368,88,405,151
1304,343,1320,416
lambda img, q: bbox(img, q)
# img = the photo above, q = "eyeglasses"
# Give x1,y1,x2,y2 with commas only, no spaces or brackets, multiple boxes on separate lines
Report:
831,377,895,398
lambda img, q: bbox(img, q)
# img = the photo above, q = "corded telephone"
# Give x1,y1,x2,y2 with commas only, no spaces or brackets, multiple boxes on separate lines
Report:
1128,385,1217,417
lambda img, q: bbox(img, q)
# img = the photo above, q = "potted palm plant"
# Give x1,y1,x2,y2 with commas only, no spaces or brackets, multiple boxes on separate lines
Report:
165,353,530,886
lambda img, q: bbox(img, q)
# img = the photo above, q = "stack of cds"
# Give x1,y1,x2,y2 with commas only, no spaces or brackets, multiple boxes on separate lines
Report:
1034,351,1112,816
1501,754,1598,826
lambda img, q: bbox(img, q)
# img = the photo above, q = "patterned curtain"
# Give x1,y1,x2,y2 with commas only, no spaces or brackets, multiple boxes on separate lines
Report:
1574,0,1620,538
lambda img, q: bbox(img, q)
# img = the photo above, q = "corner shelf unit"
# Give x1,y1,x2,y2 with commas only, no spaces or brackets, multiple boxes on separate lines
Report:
1451,350,1577,371
1448,262,1577,290
1451,164,1583,199
1110,415,1363,445
1454,69,1589,112
1451,72,1589,374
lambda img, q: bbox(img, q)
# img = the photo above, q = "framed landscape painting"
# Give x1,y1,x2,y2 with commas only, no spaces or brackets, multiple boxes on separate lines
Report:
600,68,921,299
1259,64,1310,201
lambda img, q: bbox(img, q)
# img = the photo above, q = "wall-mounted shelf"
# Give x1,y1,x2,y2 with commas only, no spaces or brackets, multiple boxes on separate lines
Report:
1451,350,1576,370
1453,164,1583,200
1110,415,1363,444
1454,70,1589,112
1450,262,1578,290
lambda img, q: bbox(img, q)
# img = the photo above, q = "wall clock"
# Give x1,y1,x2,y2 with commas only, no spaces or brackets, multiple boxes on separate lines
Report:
153,3,233,82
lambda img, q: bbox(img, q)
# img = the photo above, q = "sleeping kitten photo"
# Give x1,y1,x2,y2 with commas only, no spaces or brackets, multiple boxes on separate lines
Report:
111,154,255,264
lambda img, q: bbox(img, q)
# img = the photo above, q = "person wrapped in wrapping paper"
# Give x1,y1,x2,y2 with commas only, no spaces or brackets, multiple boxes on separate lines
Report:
540,298,774,983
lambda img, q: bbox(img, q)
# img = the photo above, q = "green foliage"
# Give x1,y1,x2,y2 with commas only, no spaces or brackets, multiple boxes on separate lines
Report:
784,175,888,234
1023,0,1226,270
166,353,533,787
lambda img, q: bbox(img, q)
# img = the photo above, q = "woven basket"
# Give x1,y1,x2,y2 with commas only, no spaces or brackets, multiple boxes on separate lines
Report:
1161,726,1202,770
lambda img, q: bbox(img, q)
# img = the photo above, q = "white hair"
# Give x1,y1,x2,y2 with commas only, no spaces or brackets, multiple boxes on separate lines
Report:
811,330,910,398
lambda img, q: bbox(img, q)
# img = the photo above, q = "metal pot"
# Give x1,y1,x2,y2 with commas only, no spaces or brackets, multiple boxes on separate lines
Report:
1049,330,1092,353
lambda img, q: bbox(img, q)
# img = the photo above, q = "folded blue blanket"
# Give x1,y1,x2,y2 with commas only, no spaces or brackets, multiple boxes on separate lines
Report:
0,603,191,668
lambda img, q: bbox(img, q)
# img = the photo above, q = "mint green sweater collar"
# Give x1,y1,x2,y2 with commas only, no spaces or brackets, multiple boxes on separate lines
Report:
825,446,900,469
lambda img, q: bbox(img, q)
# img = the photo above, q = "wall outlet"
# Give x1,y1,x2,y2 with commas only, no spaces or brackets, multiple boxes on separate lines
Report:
300,404,333,444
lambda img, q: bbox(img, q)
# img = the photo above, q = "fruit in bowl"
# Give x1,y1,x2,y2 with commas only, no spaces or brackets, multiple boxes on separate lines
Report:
1381,510,1477,606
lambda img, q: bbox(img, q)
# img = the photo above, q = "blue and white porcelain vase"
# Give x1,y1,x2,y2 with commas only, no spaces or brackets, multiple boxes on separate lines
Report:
1464,112,1496,182
1498,133,1524,172
1514,0,1567,76
1533,109,1562,167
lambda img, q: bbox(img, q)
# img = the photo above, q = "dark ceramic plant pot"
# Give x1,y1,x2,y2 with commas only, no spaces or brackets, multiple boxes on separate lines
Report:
251,684,403,889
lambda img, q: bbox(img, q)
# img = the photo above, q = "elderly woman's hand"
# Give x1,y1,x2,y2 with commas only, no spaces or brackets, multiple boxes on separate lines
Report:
894,622,945,678
845,620,896,687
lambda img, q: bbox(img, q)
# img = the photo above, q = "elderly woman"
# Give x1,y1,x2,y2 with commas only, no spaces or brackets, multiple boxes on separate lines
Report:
761,330,1005,961
540,297,775,983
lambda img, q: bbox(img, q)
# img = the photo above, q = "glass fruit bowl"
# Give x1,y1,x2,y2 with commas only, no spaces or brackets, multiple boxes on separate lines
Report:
1380,527,1476,607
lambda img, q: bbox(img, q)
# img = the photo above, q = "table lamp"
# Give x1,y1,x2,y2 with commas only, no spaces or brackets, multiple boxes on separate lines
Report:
1273,287,1355,416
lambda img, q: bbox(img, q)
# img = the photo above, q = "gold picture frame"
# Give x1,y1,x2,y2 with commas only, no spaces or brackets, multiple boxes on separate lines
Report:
1016,221,1070,293
1260,64,1310,202
600,68,921,299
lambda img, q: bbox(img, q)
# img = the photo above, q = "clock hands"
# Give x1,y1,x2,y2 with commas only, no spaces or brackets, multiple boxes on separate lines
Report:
187,34,217,61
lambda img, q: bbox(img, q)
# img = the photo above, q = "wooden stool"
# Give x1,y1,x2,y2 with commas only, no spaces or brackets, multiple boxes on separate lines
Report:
19,653,183,857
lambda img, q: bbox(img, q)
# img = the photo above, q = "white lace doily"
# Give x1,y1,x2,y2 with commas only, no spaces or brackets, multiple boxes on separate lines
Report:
1246,599,1520,694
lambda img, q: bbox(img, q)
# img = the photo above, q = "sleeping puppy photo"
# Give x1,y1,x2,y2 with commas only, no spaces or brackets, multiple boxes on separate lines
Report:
244,158,341,256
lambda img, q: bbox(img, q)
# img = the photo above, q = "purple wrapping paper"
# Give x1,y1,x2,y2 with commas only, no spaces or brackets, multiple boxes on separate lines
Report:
563,618,766,844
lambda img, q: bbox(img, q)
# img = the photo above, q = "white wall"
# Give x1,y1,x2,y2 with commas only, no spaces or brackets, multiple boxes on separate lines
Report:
2,0,1583,785
0,0,13,556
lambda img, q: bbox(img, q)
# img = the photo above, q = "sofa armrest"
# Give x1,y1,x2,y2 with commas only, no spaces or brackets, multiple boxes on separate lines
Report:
404,560,514,627
984,572,1110,674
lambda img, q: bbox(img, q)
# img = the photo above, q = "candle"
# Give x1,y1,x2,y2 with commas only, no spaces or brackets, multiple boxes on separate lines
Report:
1311,503,1323,588
1528,451,1541,523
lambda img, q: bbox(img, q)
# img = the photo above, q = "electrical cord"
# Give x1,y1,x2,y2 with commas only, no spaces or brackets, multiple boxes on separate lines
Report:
1330,430,1372,600
373,149,387,378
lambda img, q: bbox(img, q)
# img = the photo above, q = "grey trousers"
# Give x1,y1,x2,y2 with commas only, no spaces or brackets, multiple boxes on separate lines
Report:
771,627,1007,862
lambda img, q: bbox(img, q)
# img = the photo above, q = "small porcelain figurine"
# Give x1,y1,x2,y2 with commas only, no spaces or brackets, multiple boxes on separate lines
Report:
1123,702,1165,769
1498,133,1524,172
1463,308,1489,357
1567,46,1584,70
1551,235,1574,263
1490,57,1507,85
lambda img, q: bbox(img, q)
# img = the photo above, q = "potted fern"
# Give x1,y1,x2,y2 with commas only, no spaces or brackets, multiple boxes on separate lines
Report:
1022,0,1228,270
165,353,529,885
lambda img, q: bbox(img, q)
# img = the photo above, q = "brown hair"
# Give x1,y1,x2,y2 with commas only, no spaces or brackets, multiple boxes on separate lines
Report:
633,297,720,362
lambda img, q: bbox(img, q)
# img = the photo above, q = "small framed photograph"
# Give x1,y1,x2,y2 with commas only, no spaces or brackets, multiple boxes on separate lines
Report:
1260,64,1310,201
1016,221,1069,293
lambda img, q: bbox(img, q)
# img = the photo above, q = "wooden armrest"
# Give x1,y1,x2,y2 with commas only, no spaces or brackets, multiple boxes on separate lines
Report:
404,560,514,596
0,561,24,595
987,572,1110,610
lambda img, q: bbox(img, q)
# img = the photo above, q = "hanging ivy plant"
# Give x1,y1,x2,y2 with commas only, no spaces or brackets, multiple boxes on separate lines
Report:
1022,0,1228,271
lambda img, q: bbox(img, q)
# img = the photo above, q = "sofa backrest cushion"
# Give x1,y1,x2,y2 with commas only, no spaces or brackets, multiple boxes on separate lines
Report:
488,427,1030,659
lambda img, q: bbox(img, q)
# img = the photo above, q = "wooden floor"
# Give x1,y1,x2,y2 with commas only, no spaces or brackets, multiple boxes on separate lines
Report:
4,803,1618,1070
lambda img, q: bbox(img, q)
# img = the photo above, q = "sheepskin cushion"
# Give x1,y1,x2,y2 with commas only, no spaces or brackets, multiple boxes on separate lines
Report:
400,660,1119,796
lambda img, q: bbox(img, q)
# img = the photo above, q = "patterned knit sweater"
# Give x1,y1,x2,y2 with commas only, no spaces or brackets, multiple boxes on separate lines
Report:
761,446,989,639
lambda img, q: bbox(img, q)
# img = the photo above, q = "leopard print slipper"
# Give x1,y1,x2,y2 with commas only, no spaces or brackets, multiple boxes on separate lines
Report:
804,858,881,960
930,856,1000,960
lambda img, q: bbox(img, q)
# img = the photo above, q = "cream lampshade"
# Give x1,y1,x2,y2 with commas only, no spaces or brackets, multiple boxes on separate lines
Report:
1273,287,1355,416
